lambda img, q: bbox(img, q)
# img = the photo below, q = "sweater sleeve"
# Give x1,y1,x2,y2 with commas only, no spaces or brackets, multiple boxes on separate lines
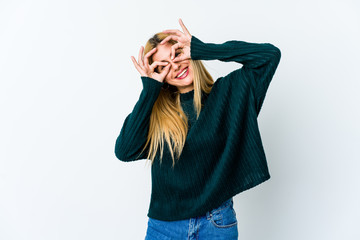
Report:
114,76,164,162
190,35,281,115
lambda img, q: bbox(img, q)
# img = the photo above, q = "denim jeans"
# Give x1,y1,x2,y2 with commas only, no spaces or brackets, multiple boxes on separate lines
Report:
145,198,238,240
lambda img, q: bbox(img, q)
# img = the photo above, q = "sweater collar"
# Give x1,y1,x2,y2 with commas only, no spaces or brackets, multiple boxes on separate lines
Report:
180,89,194,102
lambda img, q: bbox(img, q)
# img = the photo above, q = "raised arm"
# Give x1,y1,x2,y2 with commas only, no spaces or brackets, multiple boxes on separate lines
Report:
190,35,281,115
115,37,172,162
114,77,163,161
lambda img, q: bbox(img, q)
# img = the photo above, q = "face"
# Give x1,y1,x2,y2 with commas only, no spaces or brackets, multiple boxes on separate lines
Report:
151,42,193,93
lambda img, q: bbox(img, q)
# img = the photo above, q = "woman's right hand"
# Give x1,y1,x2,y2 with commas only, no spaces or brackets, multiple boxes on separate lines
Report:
131,46,170,83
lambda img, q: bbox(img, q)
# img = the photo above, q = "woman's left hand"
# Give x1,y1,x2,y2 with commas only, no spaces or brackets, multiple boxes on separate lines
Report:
160,18,192,62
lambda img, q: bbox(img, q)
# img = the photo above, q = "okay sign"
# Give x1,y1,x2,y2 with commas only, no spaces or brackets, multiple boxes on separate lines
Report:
160,18,192,63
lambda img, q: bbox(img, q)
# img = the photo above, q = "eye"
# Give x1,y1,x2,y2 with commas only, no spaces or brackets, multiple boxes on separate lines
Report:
157,65,164,73
156,50,182,73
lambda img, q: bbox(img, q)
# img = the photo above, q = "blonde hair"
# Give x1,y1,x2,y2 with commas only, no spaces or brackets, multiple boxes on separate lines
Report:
138,32,214,168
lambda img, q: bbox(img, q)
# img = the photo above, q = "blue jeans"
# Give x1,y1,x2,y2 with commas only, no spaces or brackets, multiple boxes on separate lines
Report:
145,198,238,240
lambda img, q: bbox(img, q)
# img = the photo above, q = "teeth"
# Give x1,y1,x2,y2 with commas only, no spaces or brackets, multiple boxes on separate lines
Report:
177,68,187,78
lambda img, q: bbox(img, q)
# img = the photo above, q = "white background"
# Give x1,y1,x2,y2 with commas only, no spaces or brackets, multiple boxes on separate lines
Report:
1,0,359,239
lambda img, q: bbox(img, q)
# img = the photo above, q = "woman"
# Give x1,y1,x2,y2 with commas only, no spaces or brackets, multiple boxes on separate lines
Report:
115,18,281,239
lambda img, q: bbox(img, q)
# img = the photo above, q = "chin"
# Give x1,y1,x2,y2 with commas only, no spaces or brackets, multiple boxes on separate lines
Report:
168,79,193,88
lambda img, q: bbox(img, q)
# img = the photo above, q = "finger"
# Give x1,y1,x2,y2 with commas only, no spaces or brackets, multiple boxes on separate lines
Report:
161,63,171,76
149,61,169,72
179,18,191,36
170,42,184,59
172,55,185,63
144,47,157,58
160,35,180,45
131,55,141,69
162,29,183,37
144,47,157,67
131,56,145,75
138,46,144,67
170,43,182,59
171,45,175,60
173,52,189,63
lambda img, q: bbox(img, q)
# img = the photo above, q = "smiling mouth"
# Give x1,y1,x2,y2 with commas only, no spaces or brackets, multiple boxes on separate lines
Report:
176,67,189,79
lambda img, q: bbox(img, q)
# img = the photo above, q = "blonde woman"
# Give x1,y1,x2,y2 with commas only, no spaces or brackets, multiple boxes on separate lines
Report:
115,18,281,239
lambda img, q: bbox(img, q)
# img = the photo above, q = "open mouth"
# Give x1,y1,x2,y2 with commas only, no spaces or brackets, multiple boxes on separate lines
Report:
176,67,189,79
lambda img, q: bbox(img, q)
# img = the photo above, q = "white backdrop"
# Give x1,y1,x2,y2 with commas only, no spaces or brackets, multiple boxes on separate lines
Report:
1,0,359,239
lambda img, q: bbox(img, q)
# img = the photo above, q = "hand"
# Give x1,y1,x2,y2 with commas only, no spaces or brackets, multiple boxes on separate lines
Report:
160,18,192,62
131,46,171,82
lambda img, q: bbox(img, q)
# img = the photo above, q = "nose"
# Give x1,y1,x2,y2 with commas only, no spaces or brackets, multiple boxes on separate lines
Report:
169,60,180,70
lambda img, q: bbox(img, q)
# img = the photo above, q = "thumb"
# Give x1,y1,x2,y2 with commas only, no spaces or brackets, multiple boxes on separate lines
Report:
161,63,171,76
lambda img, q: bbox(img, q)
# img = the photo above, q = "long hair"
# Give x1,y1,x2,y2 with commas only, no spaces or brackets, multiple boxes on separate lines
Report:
138,32,214,168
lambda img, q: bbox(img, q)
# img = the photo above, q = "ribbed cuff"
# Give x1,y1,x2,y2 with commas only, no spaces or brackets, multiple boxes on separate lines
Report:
190,35,208,60
141,76,164,94
190,35,229,61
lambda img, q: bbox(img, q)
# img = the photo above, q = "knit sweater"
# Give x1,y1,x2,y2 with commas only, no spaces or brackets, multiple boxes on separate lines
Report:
114,35,281,221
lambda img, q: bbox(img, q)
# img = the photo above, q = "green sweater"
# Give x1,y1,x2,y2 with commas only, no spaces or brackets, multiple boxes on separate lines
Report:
115,35,281,221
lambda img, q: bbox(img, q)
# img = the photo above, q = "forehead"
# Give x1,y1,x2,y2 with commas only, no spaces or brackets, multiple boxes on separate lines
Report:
151,43,173,62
